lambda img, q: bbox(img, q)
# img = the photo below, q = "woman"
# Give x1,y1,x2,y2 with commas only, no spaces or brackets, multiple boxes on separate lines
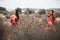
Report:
46,10,56,31
9,9,22,40
10,9,21,25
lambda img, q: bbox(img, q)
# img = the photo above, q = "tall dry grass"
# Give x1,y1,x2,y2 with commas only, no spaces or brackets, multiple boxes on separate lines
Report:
0,14,60,40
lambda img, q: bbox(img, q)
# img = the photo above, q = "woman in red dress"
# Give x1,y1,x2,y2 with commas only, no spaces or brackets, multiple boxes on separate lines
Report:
46,10,56,31
10,9,20,25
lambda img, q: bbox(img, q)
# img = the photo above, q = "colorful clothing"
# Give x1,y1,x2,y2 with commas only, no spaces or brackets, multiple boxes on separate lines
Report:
47,16,55,25
10,15,18,25
46,16,55,31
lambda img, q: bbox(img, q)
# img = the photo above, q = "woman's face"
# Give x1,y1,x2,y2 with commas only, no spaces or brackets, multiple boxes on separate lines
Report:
49,11,53,16
46,11,50,17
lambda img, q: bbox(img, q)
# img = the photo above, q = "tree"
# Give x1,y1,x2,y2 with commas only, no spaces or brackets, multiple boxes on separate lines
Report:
31,10,35,14
55,12,60,17
38,9,45,15
25,8,34,14
16,7,22,14
0,7,7,15
0,7,6,11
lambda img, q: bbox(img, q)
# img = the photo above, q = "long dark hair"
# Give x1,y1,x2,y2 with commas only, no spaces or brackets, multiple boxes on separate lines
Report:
15,9,19,20
50,10,54,16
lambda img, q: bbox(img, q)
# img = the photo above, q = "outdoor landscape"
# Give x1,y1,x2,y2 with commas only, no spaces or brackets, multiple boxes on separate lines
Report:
0,7,60,40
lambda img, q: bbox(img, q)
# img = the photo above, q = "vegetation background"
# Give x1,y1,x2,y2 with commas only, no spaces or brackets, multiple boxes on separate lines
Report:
0,7,60,40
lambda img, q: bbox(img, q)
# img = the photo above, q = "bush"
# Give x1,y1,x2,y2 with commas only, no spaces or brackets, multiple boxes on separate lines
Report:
16,7,22,14
38,9,45,15
0,7,6,11
56,13,60,17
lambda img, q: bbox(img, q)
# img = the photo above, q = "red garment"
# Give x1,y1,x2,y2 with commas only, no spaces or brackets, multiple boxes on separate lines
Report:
46,16,55,31
47,16,55,25
10,15,18,24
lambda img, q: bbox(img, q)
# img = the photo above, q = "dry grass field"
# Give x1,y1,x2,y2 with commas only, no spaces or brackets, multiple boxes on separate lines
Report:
0,13,60,40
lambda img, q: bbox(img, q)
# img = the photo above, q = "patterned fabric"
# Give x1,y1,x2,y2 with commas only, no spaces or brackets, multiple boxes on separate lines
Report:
47,16,55,25
46,16,55,31
10,15,18,25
